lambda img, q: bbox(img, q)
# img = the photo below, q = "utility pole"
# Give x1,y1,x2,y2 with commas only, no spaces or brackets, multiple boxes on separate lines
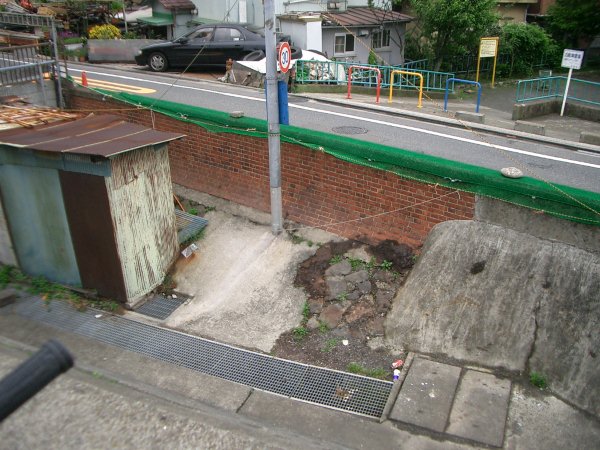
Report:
264,0,283,234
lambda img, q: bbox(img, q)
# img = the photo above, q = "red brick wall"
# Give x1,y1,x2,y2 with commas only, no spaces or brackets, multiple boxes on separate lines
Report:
68,93,474,247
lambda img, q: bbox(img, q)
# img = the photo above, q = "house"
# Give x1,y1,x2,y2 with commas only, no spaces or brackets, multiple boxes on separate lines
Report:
496,0,538,23
279,6,412,65
137,0,196,39
137,0,266,38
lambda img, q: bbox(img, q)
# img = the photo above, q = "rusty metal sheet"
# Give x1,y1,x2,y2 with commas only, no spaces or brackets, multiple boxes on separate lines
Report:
60,170,128,302
0,114,184,157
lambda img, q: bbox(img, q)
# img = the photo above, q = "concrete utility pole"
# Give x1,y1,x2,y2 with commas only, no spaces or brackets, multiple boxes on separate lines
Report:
264,0,283,234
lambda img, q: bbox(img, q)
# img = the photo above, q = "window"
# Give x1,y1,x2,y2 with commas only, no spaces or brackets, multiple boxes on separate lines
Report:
372,30,390,49
334,33,355,55
214,27,244,42
189,27,214,42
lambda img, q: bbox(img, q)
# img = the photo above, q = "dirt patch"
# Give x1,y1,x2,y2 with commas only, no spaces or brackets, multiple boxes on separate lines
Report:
272,239,415,379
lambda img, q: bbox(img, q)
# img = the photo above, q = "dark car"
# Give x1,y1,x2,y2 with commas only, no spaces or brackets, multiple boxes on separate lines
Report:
135,23,270,72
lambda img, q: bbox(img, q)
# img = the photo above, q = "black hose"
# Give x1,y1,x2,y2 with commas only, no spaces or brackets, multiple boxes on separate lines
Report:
0,340,74,422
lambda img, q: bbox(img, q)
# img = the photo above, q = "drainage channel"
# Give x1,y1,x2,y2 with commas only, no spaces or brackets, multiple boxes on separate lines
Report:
10,297,393,419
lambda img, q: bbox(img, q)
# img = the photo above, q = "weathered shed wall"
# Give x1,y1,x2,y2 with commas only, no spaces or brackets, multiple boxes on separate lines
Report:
0,195,17,266
106,145,178,303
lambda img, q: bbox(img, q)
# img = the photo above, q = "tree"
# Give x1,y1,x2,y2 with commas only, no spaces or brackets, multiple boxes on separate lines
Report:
409,0,498,70
547,0,600,47
499,23,559,77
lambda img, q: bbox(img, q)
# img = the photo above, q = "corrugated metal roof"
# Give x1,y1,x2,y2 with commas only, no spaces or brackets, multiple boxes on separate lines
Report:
0,114,185,157
324,7,412,27
158,0,195,10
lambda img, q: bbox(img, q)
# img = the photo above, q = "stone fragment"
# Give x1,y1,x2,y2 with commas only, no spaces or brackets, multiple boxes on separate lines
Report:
308,298,324,315
345,270,369,284
306,317,320,330
346,290,361,301
376,290,395,308
344,246,370,262
375,280,392,290
372,269,395,282
345,303,375,324
501,167,524,179
325,260,352,277
325,277,348,300
368,316,385,336
356,280,372,294
319,304,345,328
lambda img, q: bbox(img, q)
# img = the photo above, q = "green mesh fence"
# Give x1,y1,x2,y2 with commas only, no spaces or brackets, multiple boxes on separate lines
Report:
96,90,600,226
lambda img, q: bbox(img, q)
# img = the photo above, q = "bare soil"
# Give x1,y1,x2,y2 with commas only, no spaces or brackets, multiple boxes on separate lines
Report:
271,239,415,379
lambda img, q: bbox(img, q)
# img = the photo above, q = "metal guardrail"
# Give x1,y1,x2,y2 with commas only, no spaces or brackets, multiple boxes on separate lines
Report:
0,43,54,85
295,60,454,92
516,76,600,107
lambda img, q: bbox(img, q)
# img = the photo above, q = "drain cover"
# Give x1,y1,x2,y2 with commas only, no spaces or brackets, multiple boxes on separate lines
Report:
135,295,185,320
287,96,309,103
11,298,393,418
332,126,368,135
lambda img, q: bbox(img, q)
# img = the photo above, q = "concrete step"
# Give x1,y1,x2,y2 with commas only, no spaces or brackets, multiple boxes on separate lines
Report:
389,356,511,447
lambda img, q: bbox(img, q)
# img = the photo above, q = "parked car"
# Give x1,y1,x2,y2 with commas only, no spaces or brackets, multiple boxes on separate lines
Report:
135,23,297,72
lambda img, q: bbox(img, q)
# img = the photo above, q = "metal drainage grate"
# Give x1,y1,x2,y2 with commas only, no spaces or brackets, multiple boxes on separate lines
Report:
332,126,368,135
176,209,208,244
10,297,393,419
135,295,185,320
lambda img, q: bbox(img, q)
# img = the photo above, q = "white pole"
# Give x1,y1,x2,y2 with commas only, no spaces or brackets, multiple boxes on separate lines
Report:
264,0,283,235
560,67,573,117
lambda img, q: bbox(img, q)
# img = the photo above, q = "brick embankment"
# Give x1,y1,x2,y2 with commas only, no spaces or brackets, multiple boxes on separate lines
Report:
68,92,475,246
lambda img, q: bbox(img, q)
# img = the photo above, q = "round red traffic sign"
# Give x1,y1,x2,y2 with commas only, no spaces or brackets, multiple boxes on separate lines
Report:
278,42,292,74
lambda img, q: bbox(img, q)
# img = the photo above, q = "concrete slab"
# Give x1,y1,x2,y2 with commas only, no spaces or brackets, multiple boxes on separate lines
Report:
515,120,545,136
505,384,600,450
447,369,511,447
166,187,343,353
389,357,461,432
240,389,472,450
455,111,485,124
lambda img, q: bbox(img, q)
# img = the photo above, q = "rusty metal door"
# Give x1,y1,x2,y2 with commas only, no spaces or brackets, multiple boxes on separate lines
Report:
0,164,81,285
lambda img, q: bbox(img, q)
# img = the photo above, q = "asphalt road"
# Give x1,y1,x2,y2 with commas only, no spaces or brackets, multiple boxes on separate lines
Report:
66,64,600,194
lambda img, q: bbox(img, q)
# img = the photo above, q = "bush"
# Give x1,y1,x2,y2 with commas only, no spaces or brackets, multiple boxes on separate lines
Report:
89,24,122,40
499,23,559,77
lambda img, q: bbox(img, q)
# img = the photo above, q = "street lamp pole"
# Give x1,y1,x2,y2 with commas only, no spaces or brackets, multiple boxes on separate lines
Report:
264,0,283,234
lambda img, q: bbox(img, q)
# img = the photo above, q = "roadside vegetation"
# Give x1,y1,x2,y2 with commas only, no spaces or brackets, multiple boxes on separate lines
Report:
0,264,121,312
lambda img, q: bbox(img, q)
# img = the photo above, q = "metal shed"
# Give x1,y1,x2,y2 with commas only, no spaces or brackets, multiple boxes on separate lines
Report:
0,113,184,304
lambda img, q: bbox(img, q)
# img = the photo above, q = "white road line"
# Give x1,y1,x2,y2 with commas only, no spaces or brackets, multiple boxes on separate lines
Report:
68,68,600,170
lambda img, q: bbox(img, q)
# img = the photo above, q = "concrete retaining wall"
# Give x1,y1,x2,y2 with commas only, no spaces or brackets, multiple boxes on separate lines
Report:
513,99,600,122
385,220,600,417
87,39,162,63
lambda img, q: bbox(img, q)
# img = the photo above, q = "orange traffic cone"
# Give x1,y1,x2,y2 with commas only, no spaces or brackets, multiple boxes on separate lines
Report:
81,71,88,87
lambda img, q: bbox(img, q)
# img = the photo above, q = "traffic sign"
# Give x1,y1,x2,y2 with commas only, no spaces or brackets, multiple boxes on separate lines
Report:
278,42,291,73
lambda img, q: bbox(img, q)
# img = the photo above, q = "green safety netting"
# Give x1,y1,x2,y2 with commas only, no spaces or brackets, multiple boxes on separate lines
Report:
94,90,600,226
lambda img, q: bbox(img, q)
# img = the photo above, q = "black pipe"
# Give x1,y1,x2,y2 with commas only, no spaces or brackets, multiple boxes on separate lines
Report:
0,340,74,422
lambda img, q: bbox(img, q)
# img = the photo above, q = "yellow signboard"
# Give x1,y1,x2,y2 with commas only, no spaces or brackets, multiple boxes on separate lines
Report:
476,37,500,87
479,38,498,58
